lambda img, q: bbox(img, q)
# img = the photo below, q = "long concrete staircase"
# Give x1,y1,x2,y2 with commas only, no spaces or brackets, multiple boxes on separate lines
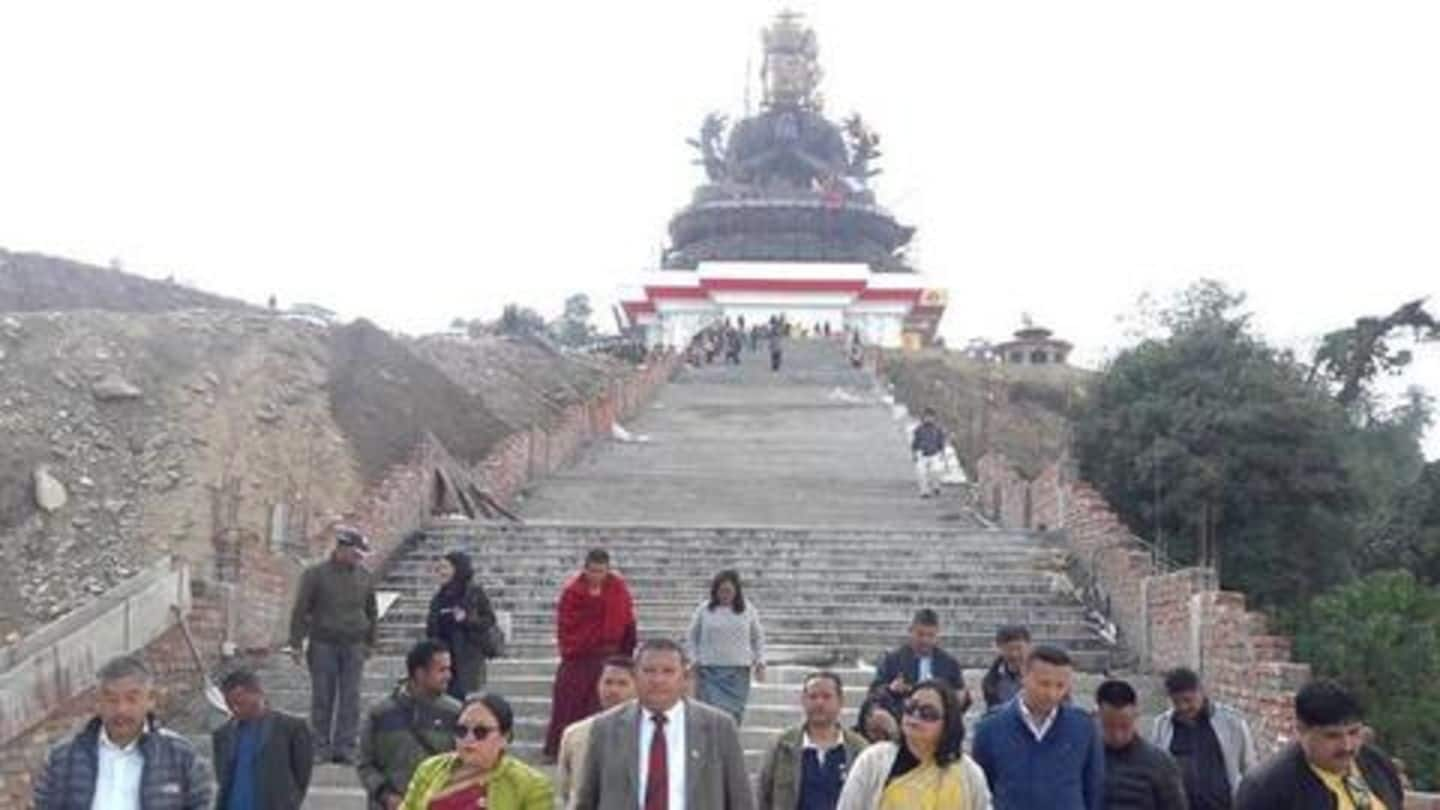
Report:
212,340,1112,807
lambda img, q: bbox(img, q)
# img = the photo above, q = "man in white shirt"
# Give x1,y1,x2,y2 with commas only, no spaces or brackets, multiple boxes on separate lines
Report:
35,655,212,810
574,639,754,810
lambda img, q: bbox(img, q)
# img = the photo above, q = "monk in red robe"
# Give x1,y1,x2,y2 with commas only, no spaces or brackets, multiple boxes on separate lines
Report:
543,548,637,758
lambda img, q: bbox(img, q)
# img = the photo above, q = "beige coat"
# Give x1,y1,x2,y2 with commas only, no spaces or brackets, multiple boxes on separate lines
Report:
558,713,599,810
835,742,991,810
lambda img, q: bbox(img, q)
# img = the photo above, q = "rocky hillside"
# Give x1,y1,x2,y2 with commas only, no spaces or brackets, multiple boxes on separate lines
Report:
0,254,636,646
0,249,249,313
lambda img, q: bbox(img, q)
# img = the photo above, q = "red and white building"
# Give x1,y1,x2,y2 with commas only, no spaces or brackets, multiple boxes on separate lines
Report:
620,261,947,349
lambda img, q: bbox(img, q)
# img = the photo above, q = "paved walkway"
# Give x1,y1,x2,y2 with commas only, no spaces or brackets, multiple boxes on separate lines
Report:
521,338,980,527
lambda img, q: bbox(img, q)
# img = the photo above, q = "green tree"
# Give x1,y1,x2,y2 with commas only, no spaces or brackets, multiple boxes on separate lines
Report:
552,293,596,348
1074,281,1357,606
1311,299,1438,411
496,304,546,337
1293,570,1440,789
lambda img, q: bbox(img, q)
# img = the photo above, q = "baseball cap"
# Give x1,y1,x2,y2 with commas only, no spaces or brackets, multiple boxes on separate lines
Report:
335,527,371,553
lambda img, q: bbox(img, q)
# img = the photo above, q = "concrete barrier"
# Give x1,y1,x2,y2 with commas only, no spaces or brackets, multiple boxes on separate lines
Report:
0,557,190,745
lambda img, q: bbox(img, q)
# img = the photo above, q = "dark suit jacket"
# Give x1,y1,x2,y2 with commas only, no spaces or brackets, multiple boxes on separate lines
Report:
868,644,966,717
1234,742,1403,810
574,699,755,810
212,710,313,810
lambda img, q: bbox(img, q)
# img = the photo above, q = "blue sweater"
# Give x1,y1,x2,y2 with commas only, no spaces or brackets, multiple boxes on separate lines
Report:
972,700,1105,810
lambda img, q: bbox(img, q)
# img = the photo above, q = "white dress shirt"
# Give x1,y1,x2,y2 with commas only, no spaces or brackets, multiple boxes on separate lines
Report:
637,700,687,810
92,726,143,810
1018,697,1059,742
917,655,933,682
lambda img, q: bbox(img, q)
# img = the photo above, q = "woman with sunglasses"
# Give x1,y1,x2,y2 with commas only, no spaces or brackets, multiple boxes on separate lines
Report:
401,693,553,810
837,680,991,810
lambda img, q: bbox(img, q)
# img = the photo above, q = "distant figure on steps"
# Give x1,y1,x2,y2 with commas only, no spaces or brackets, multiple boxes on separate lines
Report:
911,408,946,499
769,324,785,371
686,569,767,724
544,548,638,760
981,624,1031,713
426,551,500,701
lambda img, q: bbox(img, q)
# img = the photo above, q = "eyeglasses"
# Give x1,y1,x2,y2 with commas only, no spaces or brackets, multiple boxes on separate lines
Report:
453,723,499,741
902,702,944,723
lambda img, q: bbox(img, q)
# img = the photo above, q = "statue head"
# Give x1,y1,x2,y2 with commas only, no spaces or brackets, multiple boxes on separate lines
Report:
761,10,821,108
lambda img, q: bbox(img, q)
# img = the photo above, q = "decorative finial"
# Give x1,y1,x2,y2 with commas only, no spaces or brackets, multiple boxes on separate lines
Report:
760,10,822,109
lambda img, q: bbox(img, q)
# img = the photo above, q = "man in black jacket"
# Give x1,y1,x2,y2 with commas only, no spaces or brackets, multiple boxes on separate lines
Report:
213,669,313,810
868,608,971,718
981,624,1031,712
1097,679,1189,810
911,408,946,498
1236,680,1404,810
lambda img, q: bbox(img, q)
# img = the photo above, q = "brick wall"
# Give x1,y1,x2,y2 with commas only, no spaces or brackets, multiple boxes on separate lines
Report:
978,450,1310,754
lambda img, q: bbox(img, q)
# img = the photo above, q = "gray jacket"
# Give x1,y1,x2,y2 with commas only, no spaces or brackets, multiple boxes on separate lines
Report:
1150,701,1257,797
574,699,755,810
34,716,213,810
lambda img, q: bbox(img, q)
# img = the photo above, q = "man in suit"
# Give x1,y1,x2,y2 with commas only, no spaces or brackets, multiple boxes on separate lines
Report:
574,638,754,810
213,669,314,810
868,608,972,719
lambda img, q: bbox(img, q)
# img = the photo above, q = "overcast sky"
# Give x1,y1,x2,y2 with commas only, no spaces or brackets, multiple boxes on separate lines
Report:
2,1,1436,453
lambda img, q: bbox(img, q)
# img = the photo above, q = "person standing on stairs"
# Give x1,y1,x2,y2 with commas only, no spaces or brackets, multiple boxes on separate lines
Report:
981,625,1032,713
757,671,871,810
836,679,992,810
426,551,500,701
544,548,638,760
574,638,754,810
287,526,379,765
912,408,947,499
213,669,314,810
869,609,971,722
358,639,464,810
686,569,767,725
558,656,640,809
769,322,786,372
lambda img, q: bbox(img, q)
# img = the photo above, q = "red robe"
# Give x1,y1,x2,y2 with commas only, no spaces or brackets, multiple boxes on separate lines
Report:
543,572,637,756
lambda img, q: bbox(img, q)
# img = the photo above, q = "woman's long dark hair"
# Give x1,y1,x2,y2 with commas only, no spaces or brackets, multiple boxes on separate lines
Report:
905,679,967,768
707,569,746,614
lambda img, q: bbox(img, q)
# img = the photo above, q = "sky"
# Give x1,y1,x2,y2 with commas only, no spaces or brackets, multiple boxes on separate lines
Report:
1,1,1437,453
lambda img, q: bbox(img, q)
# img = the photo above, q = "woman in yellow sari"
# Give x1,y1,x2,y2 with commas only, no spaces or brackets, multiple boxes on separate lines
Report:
401,693,553,810
837,680,991,810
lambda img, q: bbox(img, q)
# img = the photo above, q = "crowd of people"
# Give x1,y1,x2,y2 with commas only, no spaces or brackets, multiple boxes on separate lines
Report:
33,528,1414,810
685,315,866,375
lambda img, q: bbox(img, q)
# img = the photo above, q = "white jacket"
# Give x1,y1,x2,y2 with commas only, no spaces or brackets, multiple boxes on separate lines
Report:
836,742,992,810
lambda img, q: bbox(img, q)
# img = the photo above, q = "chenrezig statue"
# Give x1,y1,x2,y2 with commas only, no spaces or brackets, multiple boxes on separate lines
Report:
667,11,915,271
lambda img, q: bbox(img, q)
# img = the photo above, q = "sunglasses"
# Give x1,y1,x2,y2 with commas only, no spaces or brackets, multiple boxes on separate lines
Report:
903,702,944,723
453,722,500,741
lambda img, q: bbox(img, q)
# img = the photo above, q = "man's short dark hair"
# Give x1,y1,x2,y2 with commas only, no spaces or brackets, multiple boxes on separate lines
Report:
996,624,1031,645
220,669,263,694
1164,667,1203,695
406,639,451,678
911,608,940,628
584,548,611,566
1296,679,1364,728
635,637,688,664
1026,644,1072,669
1095,679,1138,709
97,655,153,686
802,670,844,699
602,655,636,675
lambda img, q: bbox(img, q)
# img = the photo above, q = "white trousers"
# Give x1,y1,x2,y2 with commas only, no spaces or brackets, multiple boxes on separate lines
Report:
916,454,945,495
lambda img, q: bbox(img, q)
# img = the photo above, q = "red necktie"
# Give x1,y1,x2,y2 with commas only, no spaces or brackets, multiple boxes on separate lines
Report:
644,713,668,810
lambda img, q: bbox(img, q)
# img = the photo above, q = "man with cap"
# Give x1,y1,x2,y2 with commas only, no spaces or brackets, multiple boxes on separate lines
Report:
288,525,379,765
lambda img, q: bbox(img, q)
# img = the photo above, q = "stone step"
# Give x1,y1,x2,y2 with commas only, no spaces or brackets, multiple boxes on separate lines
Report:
382,599,1087,622
421,527,1037,547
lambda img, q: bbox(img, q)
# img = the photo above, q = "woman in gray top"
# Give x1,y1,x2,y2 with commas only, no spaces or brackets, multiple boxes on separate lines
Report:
686,569,767,724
